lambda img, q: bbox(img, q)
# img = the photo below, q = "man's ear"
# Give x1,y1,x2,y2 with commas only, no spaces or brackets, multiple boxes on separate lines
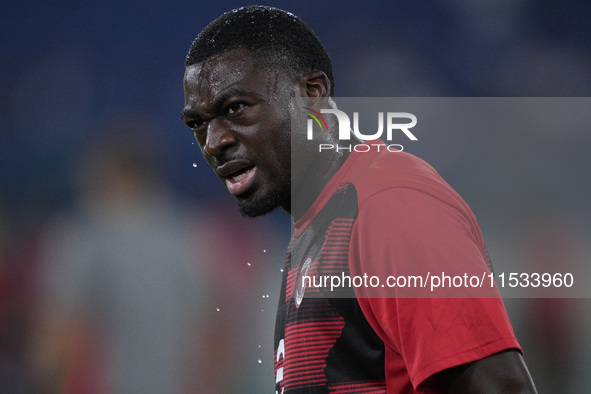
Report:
298,71,330,99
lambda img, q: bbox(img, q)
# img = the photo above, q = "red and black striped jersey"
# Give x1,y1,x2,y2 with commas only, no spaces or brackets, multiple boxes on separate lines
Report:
274,142,520,393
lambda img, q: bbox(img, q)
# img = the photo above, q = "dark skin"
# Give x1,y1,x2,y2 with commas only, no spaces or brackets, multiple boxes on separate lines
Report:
182,48,347,219
432,349,537,392
182,48,537,393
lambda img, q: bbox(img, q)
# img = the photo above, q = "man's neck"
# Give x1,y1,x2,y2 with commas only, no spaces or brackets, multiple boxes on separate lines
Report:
288,140,356,222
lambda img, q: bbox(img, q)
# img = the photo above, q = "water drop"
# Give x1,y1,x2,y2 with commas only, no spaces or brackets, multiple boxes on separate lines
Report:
257,358,262,364
192,163,197,167
247,262,251,267
263,249,267,253
216,307,220,312
280,268,284,273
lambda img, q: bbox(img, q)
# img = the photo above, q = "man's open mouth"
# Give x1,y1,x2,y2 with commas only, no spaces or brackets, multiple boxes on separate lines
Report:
225,165,256,196
216,160,257,196
228,167,253,183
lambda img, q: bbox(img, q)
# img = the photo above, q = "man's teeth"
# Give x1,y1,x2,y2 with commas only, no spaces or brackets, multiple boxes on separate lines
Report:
232,171,248,182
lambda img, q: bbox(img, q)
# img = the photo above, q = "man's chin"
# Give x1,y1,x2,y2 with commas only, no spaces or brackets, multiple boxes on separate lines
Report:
235,190,283,218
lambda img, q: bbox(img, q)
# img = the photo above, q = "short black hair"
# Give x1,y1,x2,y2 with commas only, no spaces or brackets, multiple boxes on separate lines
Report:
185,5,334,95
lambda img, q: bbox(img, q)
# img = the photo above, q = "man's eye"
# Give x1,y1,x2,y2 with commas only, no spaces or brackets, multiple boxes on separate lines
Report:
187,119,205,130
227,102,245,115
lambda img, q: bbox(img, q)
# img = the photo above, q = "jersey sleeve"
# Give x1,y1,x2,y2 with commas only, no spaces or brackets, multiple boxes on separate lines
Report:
349,187,521,389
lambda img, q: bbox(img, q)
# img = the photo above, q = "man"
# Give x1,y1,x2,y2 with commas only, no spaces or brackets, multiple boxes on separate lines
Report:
182,6,537,393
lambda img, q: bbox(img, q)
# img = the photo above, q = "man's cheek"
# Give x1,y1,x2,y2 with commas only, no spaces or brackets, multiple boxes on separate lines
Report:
202,151,209,161
202,154,215,169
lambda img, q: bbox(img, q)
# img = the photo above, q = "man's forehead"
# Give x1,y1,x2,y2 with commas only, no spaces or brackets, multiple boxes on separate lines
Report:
184,49,257,92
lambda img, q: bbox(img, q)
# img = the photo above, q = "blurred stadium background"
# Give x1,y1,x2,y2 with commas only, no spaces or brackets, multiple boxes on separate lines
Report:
1,1,590,392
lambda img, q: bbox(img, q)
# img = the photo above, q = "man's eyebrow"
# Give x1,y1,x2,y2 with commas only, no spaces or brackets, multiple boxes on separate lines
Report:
181,88,253,121
181,108,200,122
212,88,251,110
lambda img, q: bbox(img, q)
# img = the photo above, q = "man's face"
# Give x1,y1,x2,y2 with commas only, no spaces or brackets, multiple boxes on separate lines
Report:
182,49,296,217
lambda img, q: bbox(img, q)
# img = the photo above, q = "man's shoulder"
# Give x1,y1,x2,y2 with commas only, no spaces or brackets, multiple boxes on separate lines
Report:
342,144,455,206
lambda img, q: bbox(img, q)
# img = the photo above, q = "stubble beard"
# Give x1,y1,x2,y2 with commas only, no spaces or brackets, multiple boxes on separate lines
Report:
236,187,283,217
235,177,290,218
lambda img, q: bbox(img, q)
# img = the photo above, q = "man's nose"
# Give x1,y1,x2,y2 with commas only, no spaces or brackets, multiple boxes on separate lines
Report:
203,118,237,157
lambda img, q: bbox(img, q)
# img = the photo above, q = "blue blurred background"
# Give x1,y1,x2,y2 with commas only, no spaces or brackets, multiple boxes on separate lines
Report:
1,1,590,392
